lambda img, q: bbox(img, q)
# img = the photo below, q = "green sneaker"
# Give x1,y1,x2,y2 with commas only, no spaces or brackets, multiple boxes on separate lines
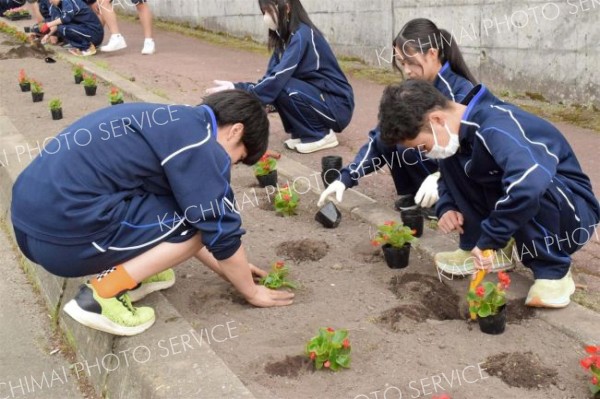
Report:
128,268,176,302
525,270,576,308
63,284,155,336
435,239,516,276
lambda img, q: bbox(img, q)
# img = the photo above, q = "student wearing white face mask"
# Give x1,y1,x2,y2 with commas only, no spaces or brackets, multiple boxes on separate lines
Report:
379,79,600,309
207,0,354,154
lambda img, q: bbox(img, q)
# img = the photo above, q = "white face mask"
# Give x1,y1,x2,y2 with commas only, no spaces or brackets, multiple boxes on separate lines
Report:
426,122,460,159
263,13,278,31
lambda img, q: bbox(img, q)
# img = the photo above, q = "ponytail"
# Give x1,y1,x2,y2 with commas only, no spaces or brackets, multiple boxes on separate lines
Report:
438,29,477,84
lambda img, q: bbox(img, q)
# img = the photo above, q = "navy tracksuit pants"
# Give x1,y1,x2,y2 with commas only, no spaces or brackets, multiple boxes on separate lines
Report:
442,160,599,279
274,78,352,143
57,23,103,50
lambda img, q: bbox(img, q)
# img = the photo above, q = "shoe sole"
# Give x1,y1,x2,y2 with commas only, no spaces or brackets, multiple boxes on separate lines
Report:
100,44,127,52
284,140,300,150
525,277,576,308
63,300,155,336
141,50,155,55
128,277,176,302
295,139,339,154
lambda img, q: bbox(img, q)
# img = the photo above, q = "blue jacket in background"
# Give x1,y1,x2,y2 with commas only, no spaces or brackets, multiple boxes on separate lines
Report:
235,23,354,123
11,104,245,261
437,84,600,250
339,62,474,188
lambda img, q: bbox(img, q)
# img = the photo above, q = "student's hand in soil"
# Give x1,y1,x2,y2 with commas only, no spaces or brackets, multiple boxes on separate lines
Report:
245,285,294,307
471,247,494,271
438,210,464,234
248,263,268,280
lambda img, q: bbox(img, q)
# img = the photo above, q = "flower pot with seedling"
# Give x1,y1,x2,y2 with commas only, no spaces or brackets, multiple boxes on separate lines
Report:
18,69,30,92
315,201,342,228
274,185,299,217
4,9,31,20
259,261,298,290
83,74,97,96
321,155,343,187
49,98,62,120
467,271,511,335
306,327,351,371
108,87,124,105
371,221,417,269
580,345,600,398
30,79,43,102
73,64,84,84
254,154,277,187
400,208,424,237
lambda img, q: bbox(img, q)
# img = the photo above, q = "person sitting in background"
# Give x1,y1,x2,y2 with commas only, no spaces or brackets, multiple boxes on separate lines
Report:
0,0,25,16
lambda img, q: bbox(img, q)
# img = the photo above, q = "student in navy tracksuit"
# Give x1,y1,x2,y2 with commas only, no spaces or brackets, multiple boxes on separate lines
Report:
318,19,474,215
39,0,103,56
379,79,600,308
11,91,294,336
207,0,355,154
0,0,25,15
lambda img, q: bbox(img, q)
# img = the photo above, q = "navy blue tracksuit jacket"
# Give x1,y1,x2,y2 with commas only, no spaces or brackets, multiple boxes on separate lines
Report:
49,0,103,49
441,84,599,278
338,62,474,195
235,23,354,142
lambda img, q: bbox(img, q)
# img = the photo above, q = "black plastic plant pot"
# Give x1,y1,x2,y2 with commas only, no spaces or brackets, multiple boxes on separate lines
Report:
321,155,343,187
315,201,342,228
74,75,83,84
256,170,277,187
111,99,124,105
401,209,424,238
382,243,411,269
51,108,63,120
31,92,44,102
477,305,507,335
84,86,97,96
19,82,31,92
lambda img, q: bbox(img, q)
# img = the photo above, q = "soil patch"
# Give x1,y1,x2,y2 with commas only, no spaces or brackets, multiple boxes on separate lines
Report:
0,42,51,60
506,299,537,324
264,355,315,378
276,239,329,262
482,351,558,389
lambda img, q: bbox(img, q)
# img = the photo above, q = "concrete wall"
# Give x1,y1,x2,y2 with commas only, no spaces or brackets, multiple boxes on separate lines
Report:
127,0,599,105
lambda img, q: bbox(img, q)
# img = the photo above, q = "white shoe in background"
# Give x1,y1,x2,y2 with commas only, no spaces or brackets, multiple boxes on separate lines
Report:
100,34,127,52
295,131,339,154
141,38,155,55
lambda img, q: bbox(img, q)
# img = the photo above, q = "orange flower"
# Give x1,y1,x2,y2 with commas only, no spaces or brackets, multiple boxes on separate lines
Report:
411,229,417,235
323,360,331,368
283,194,291,201
309,352,316,360
383,220,396,226
275,261,284,269
371,240,379,247
326,327,334,333
585,346,599,354
342,338,350,349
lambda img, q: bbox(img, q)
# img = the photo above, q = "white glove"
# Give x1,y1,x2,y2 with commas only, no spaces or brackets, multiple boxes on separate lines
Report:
415,172,440,208
317,181,346,207
206,80,234,94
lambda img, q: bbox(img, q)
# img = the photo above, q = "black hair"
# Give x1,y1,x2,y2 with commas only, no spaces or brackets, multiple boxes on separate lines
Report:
202,90,270,165
378,80,449,146
393,18,477,84
258,0,321,54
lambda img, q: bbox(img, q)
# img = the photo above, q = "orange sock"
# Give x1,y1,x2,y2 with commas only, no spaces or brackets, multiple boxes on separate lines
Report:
91,265,138,298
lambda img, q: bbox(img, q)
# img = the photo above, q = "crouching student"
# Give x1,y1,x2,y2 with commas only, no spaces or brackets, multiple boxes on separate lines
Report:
0,0,25,16
207,0,354,154
39,0,103,56
11,90,295,336
378,80,599,308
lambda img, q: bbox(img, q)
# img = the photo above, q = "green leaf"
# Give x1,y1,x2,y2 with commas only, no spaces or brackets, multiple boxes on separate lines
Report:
590,383,600,394
478,303,492,318
336,354,351,368
468,306,479,314
332,329,348,345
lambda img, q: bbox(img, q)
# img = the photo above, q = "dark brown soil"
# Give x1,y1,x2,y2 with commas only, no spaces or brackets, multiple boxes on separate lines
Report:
276,239,329,262
506,299,537,323
264,355,315,378
0,42,51,59
483,352,558,389
380,273,462,325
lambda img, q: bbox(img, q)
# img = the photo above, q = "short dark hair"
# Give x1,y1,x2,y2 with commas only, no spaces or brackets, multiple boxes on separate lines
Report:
202,90,269,165
378,80,449,146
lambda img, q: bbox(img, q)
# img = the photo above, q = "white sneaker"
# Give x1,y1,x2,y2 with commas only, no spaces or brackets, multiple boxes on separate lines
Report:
284,138,301,150
295,131,339,154
525,270,576,308
141,38,155,55
101,34,127,52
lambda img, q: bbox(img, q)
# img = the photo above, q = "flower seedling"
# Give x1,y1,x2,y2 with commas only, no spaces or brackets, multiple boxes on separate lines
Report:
108,87,123,104
49,98,62,111
274,185,299,216
30,79,43,94
18,69,29,84
259,261,297,289
467,271,511,318
371,220,417,248
580,345,600,396
73,63,84,78
82,74,97,88
253,154,277,176
306,327,351,371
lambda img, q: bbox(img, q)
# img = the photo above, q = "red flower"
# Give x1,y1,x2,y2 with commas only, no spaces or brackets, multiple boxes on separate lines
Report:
342,338,350,349
309,352,316,360
384,221,396,226
326,327,334,333
581,357,593,369
592,376,599,385
323,360,331,368
371,240,379,247
382,234,390,241
432,395,451,399
595,357,600,368
283,194,291,201
498,271,511,289
476,286,485,298
275,261,284,269
411,229,417,235
586,346,599,354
